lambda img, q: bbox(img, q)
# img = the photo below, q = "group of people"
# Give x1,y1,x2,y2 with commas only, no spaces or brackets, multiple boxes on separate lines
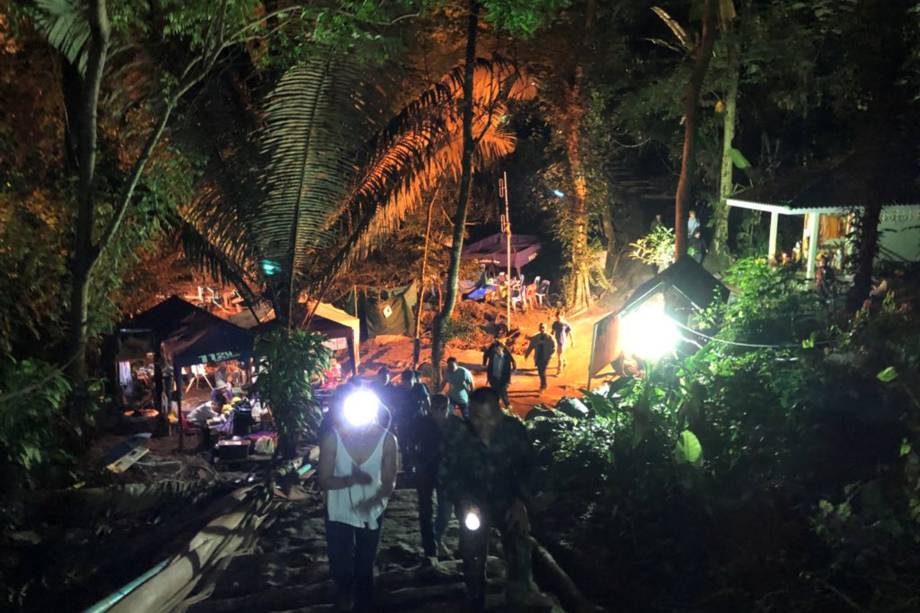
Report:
651,209,708,264
315,314,577,611
442,311,574,416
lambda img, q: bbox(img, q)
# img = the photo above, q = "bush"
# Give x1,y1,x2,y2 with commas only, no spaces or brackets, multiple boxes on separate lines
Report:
0,358,73,492
528,259,920,612
253,329,330,458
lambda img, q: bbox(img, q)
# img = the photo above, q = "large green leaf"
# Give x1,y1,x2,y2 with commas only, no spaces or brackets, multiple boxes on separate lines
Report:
33,0,91,74
729,147,751,170
674,430,703,466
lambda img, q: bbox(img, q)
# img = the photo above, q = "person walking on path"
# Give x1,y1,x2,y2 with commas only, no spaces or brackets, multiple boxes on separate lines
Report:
318,397,398,613
524,323,555,392
550,311,574,376
483,339,515,409
413,393,454,564
439,387,544,612
442,357,473,416
393,369,430,476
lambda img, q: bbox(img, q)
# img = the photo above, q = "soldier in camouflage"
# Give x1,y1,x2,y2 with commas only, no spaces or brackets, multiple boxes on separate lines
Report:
439,387,538,612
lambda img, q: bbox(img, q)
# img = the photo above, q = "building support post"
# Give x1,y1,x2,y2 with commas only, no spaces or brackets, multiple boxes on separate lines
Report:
806,213,821,279
768,211,779,264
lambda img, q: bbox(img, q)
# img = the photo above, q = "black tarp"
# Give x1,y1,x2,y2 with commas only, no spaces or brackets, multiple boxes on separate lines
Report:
124,296,253,368
355,282,417,338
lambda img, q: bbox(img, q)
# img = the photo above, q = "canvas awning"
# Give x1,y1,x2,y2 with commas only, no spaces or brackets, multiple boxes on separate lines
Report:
124,296,253,368
462,233,542,271
231,302,361,374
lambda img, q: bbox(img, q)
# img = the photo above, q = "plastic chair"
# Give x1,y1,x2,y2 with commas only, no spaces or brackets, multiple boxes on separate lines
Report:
535,279,551,307
510,285,525,312
184,363,214,392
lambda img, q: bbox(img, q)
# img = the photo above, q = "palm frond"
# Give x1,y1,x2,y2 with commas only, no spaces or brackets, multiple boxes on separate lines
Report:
33,0,91,73
251,55,369,294
174,217,260,308
651,6,691,52
310,59,535,292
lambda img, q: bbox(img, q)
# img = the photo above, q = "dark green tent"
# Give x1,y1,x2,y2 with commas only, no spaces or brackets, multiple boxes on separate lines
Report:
349,282,418,338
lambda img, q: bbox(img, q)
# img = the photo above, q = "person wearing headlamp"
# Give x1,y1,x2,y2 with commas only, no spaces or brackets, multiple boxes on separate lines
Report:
318,388,398,613
439,387,540,612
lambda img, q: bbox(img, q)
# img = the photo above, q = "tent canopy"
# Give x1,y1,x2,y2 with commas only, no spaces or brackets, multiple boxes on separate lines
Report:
230,302,361,373
462,233,542,271
124,296,253,368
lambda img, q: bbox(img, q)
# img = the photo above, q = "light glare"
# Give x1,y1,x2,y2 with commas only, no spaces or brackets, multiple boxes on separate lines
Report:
343,390,379,427
464,511,481,531
620,305,680,361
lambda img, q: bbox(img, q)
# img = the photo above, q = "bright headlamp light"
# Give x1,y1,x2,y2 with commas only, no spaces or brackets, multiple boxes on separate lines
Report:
343,389,379,427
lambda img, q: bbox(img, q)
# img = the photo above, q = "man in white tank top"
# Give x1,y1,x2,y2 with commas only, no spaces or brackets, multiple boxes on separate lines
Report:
318,388,398,613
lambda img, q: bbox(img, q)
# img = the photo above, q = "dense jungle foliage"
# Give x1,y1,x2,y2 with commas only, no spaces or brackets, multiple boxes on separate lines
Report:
529,259,920,613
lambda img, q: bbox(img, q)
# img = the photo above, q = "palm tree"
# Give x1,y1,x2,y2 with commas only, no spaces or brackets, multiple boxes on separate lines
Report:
183,55,533,330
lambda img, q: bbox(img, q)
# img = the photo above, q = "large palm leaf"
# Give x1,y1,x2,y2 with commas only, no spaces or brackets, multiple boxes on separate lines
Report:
33,0,91,73
310,59,536,293
248,55,370,316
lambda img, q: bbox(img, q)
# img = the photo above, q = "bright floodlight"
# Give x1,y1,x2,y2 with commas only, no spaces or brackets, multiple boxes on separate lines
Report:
620,304,680,361
343,389,379,427
464,510,481,531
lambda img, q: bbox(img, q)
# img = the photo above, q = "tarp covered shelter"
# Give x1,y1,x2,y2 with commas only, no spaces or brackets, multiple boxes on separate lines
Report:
124,296,253,368
462,233,542,273
588,258,729,385
352,282,417,339
230,302,361,374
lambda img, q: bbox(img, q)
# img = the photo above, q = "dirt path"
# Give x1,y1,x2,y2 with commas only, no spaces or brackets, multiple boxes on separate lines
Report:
181,486,562,612
358,305,609,417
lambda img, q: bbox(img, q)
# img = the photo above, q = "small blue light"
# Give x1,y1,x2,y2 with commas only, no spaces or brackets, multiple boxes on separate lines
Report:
261,259,281,276
552,189,565,198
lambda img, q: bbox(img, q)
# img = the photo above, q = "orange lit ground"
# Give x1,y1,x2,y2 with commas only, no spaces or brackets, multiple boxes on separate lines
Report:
356,302,613,417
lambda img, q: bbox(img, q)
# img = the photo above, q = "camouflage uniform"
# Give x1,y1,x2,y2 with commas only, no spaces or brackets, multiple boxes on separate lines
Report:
439,414,537,611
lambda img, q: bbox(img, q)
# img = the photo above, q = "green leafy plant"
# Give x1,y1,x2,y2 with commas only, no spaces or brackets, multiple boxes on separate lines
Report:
0,358,72,490
630,225,675,271
253,329,330,459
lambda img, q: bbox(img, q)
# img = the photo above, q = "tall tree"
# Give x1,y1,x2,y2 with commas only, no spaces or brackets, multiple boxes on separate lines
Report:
713,20,739,256
430,0,480,387
560,0,597,311
673,0,716,259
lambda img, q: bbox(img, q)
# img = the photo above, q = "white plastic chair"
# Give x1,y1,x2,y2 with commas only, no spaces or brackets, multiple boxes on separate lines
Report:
535,279,551,307
184,363,213,392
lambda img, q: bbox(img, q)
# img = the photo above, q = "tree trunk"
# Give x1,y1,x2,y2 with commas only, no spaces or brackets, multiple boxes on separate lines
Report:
560,0,596,312
563,72,592,312
601,201,616,278
674,0,716,261
430,0,479,389
848,199,882,311
713,43,739,256
67,0,111,382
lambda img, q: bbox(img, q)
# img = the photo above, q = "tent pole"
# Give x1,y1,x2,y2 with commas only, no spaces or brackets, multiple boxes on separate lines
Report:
501,171,512,328
768,211,779,264
176,369,184,452
806,213,821,279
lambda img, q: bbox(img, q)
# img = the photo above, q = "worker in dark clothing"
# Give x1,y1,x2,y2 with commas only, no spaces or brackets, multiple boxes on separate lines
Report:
414,393,453,564
439,387,545,611
688,229,707,264
524,323,555,393
393,369,429,475
482,340,515,409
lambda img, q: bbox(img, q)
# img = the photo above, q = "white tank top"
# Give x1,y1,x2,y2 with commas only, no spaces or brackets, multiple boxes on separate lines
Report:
326,428,389,530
